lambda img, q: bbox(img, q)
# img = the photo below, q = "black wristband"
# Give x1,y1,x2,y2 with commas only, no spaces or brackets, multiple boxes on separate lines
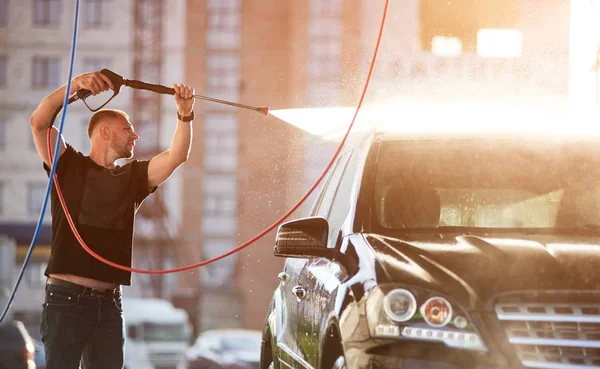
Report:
177,111,195,122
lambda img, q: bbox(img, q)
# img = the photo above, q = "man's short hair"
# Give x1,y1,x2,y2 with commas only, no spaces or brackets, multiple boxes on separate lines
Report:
87,109,129,138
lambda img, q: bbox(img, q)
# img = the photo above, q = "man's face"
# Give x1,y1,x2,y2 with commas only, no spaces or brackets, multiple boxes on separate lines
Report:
109,116,139,159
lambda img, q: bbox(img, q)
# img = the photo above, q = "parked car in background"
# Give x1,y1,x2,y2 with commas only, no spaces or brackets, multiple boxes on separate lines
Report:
123,298,191,369
0,320,36,369
187,329,262,369
33,340,45,369
260,113,600,369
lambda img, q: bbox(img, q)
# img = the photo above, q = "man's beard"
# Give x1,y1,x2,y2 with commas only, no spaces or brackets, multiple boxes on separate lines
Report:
111,140,134,159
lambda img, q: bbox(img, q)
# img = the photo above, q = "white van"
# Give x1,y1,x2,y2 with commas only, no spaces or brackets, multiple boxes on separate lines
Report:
122,298,191,369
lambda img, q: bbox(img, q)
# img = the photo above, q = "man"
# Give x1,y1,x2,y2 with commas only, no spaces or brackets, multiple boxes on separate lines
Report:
29,71,195,368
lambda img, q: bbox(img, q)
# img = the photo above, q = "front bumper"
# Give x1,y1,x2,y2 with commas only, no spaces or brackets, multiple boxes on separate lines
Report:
343,339,511,369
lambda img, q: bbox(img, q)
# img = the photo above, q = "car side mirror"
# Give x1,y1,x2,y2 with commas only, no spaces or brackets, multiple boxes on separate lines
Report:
274,217,335,259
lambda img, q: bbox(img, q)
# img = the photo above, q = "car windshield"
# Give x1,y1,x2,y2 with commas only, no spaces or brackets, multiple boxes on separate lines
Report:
372,139,600,232
142,323,187,342
221,334,262,351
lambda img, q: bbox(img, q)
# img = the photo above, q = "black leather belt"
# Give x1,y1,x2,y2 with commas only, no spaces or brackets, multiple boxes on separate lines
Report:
47,277,121,299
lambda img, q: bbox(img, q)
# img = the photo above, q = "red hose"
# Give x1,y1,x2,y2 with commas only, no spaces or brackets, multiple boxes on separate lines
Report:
47,0,390,274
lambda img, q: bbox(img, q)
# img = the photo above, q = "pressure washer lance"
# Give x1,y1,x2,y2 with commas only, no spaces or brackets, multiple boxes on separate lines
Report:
69,68,270,116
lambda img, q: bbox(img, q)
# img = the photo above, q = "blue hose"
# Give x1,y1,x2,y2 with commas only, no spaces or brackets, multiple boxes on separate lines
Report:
0,0,81,323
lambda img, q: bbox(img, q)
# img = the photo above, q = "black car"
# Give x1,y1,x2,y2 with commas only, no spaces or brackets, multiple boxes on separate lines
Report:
260,126,600,369
0,320,36,369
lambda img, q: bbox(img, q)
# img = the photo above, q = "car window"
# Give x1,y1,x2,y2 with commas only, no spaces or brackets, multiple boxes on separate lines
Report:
373,139,600,230
326,153,359,246
142,322,188,342
314,152,351,218
221,334,262,351
309,157,341,216
196,333,221,350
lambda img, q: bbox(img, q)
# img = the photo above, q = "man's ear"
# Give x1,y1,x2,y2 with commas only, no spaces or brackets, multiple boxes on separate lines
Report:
100,125,111,141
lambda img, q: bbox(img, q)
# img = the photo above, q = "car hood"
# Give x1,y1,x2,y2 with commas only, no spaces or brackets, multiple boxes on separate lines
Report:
365,233,600,309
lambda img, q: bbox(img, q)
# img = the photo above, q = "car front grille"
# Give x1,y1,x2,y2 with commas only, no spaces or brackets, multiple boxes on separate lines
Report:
495,302,600,369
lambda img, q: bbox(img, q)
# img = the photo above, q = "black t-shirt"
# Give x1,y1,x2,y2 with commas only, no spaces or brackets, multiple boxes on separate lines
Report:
43,144,156,285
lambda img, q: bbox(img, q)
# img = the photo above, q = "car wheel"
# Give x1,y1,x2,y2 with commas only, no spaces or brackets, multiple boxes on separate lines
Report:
332,355,346,369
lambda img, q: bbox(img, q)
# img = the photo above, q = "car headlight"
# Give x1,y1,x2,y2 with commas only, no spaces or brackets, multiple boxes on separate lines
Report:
421,296,452,327
366,284,486,351
383,289,417,322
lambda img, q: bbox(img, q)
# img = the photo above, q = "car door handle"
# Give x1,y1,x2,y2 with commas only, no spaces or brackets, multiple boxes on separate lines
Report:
292,285,306,300
278,272,288,283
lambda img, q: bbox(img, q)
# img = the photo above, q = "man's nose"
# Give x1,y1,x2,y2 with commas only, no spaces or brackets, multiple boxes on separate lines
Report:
132,132,139,140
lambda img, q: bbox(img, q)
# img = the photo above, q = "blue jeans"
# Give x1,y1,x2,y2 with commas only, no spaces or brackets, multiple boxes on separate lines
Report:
40,281,125,369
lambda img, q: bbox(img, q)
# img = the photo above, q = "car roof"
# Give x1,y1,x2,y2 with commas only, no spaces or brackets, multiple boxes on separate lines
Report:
0,320,30,345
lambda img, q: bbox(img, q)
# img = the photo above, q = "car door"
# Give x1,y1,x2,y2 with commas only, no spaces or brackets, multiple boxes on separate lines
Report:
275,257,310,367
276,152,351,369
299,151,360,368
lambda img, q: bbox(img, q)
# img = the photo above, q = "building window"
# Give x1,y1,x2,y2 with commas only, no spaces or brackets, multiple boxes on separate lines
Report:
204,113,238,171
206,0,241,49
34,0,62,26
432,36,463,57
202,175,237,235
0,181,4,216
0,55,7,87
32,56,61,89
0,119,5,150
204,186,236,217
200,239,236,288
206,53,239,95
28,131,37,151
477,29,522,58
309,0,343,17
207,0,241,34
26,263,47,288
80,117,91,152
82,57,111,73
133,120,159,153
204,193,236,216
204,130,237,171
308,36,343,78
307,17,343,80
83,0,111,28
0,0,8,26
419,0,518,53
28,183,46,216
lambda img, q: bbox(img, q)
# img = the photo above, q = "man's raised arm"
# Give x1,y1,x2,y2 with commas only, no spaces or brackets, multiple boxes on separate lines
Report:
147,84,195,188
